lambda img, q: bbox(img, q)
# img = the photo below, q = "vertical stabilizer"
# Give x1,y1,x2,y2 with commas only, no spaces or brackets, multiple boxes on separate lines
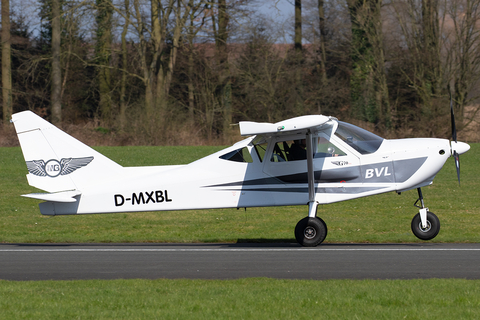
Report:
12,111,122,193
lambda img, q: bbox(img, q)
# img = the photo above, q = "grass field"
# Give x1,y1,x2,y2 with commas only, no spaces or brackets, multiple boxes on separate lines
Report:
1,144,479,319
1,278,480,319
1,144,479,244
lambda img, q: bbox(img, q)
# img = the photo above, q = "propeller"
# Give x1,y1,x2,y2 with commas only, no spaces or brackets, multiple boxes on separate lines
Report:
449,93,471,185
450,97,461,185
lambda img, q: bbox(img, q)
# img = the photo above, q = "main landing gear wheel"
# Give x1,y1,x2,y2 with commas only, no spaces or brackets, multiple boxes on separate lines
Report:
411,211,440,240
295,217,328,247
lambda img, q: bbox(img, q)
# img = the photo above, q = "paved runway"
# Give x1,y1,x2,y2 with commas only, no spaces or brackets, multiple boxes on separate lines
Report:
1,243,479,281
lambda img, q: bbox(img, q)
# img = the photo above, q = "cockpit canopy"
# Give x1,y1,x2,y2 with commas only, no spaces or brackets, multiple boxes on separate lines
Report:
335,121,384,154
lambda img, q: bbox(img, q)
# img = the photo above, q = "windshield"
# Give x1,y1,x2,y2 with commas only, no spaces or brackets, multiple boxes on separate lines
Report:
334,121,384,154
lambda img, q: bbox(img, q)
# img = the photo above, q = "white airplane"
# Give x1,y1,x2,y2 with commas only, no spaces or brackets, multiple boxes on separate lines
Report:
11,111,470,246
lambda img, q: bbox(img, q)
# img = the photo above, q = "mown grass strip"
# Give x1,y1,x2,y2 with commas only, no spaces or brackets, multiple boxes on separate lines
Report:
1,278,480,319
0,278,480,319
1,144,479,244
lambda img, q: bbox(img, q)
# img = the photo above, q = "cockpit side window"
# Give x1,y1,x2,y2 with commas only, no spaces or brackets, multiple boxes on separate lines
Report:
315,137,346,158
219,147,253,163
271,140,307,162
253,143,267,162
334,121,384,154
251,136,269,162
269,137,347,162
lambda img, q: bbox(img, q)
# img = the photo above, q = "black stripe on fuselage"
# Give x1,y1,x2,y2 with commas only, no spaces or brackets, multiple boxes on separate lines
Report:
221,186,387,194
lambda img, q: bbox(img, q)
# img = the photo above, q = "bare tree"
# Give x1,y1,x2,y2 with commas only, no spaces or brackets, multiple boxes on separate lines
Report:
235,21,291,122
294,0,304,114
214,0,232,142
185,2,206,124
347,0,391,131
445,0,480,125
128,0,202,133
95,0,114,124
295,0,302,53
318,0,327,82
390,0,480,136
119,0,130,130
2,0,12,123
51,0,62,124
390,0,447,129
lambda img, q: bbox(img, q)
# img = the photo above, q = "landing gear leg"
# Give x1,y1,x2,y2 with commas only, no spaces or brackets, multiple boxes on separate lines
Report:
411,188,440,240
295,134,328,247
295,202,328,247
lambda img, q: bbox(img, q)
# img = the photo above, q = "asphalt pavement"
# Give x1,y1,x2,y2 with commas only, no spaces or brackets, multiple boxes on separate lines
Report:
1,243,479,281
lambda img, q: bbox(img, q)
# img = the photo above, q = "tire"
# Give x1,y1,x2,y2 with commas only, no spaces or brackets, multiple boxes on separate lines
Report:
411,211,440,240
295,217,328,247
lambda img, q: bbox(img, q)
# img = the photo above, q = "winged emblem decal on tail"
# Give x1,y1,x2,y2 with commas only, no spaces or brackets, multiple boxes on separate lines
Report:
26,157,94,177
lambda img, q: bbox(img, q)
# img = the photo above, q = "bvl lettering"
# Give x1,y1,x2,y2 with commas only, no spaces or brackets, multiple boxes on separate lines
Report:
365,166,391,179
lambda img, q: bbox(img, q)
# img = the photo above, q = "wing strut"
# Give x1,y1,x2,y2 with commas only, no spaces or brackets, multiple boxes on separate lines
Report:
306,131,317,218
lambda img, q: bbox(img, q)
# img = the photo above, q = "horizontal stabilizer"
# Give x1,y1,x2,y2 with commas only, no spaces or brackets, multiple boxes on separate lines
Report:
22,190,81,203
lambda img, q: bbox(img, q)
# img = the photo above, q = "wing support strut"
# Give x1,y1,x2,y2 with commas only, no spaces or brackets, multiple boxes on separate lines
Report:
306,131,318,218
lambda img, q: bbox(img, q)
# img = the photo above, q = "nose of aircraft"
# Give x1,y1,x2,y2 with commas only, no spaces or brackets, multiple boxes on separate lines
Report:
451,141,470,155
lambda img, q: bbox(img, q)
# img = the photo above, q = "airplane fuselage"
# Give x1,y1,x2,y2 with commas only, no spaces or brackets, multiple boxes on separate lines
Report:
37,136,452,216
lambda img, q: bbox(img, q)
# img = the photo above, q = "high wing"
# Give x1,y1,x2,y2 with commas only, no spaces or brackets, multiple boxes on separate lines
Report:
239,115,336,136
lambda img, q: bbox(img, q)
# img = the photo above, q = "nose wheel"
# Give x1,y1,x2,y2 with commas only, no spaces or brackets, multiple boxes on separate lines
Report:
411,211,440,240
411,188,440,240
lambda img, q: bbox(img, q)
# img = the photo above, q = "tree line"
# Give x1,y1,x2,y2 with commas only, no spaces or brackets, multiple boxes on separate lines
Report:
1,0,480,145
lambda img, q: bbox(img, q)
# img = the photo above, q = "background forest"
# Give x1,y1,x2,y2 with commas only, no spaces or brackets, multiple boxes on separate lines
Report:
1,0,480,146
